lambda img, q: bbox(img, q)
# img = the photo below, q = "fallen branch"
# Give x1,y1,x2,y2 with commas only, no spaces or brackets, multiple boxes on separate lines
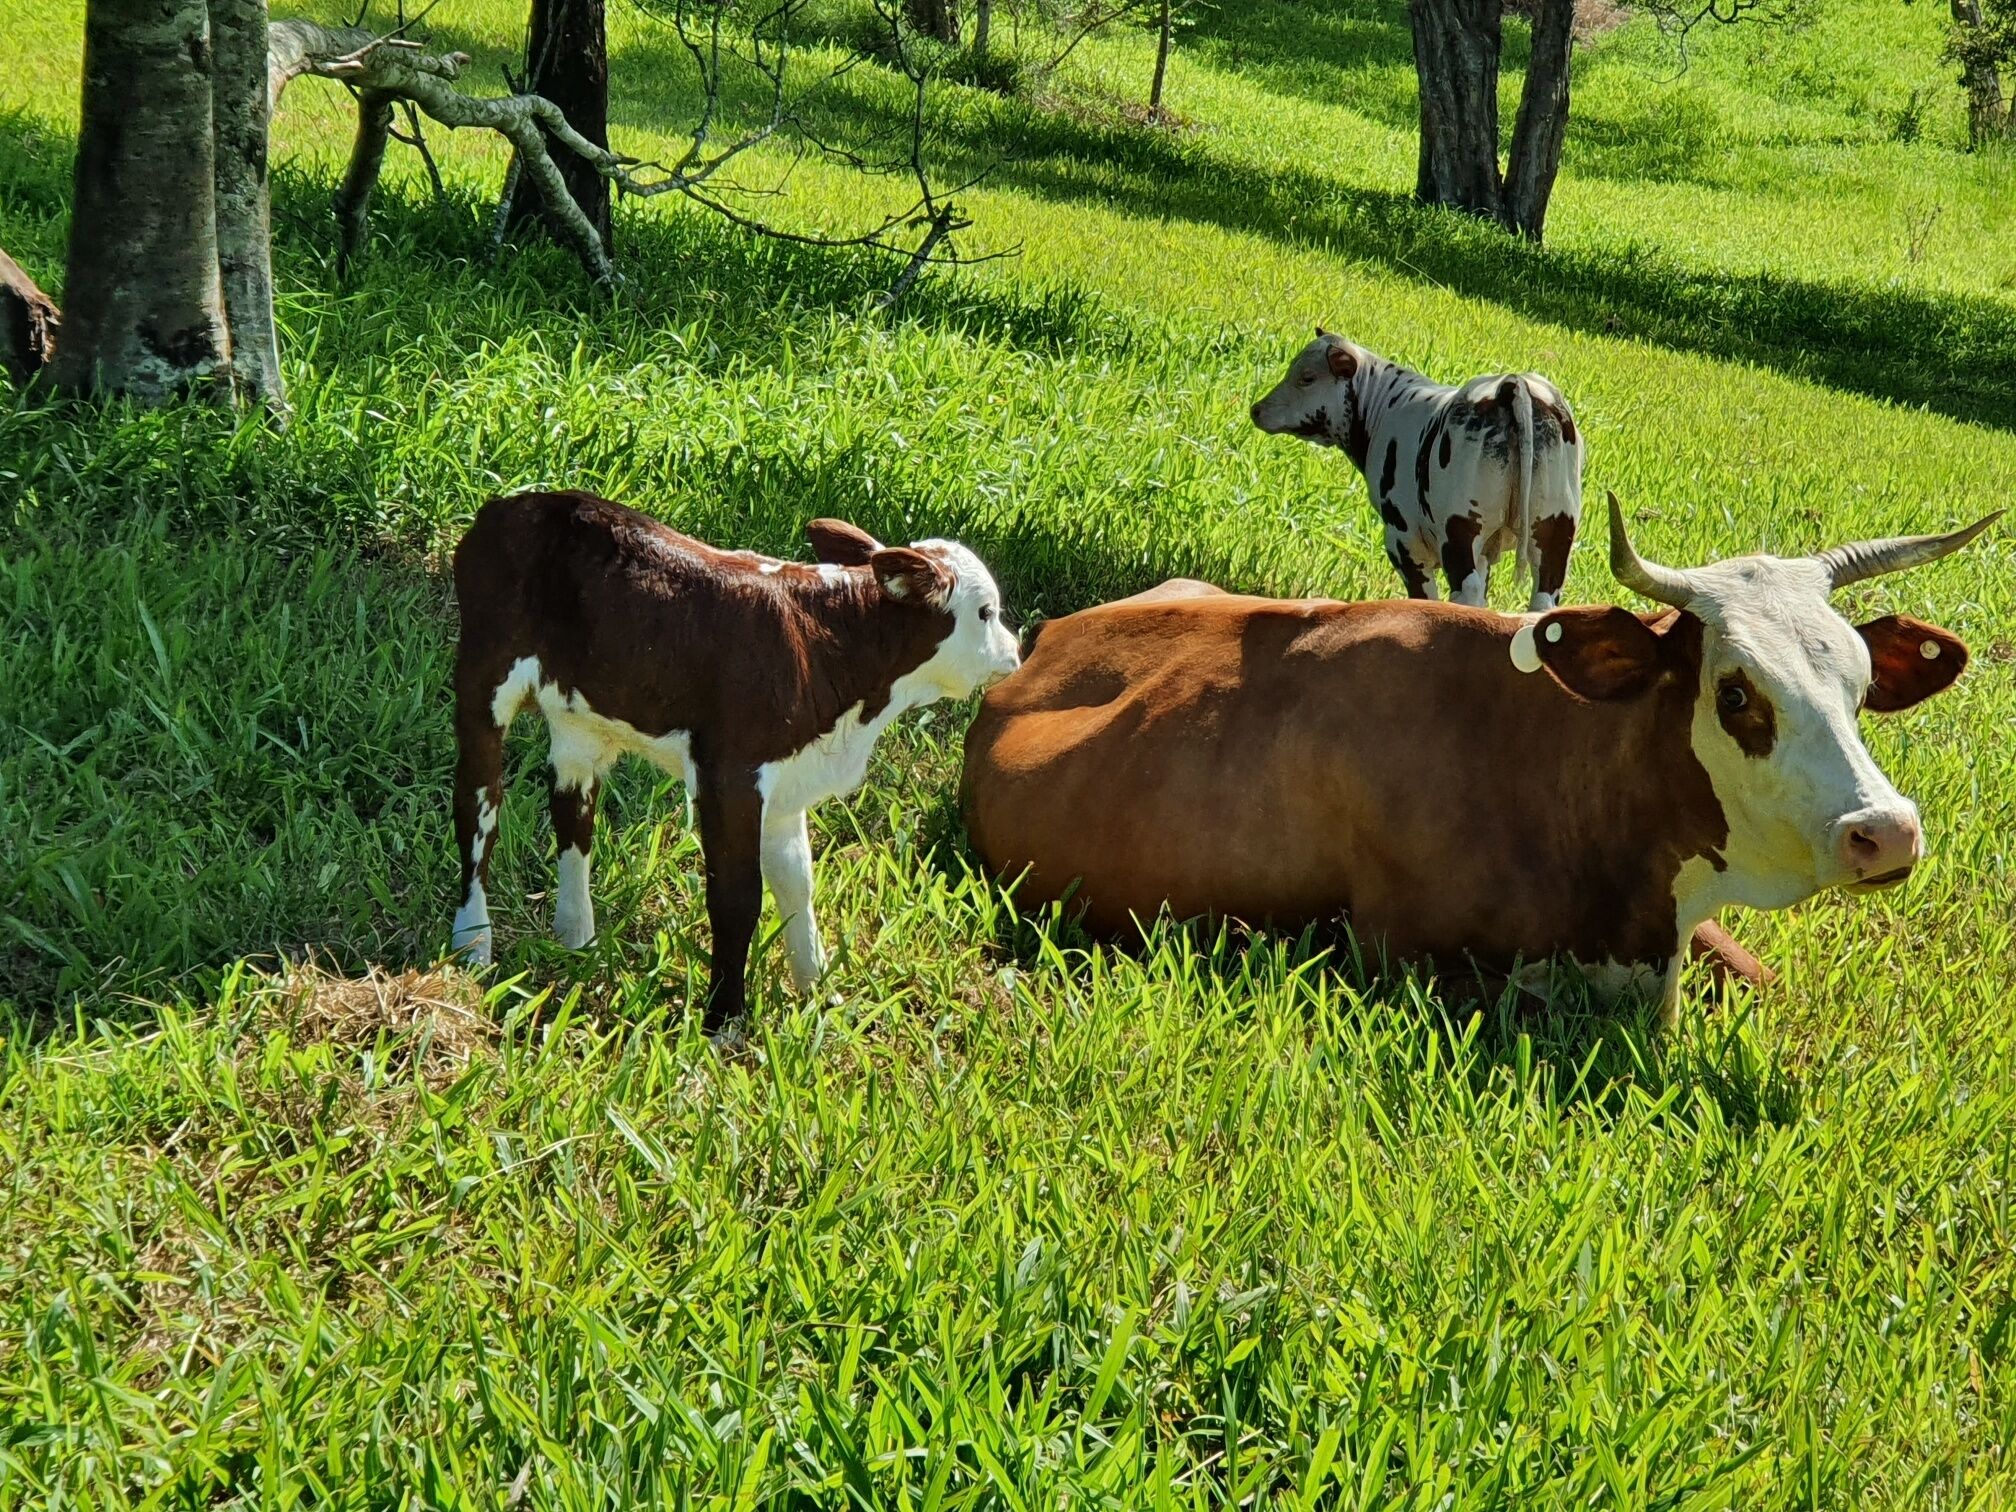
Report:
270,20,629,281
0,248,59,386
265,6,1007,297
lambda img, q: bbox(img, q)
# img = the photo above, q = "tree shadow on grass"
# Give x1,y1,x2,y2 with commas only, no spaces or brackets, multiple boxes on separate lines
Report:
1182,0,1424,133
736,54,2016,430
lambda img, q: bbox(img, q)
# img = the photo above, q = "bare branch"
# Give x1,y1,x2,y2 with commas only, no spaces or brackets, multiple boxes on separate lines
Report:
270,0,1010,298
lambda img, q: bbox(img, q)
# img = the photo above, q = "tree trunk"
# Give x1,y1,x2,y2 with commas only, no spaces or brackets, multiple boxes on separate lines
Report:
1149,0,1172,115
1503,0,1574,241
1408,0,1503,221
1,249,60,386
507,0,611,249
53,0,231,400
904,0,961,44
972,0,991,59
1951,0,2009,148
335,89,397,273
209,0,284,410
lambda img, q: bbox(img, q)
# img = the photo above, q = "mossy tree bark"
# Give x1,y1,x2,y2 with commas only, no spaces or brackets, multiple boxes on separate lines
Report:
210,0,283,409
52,0,232,402
50,0,283,408
1408,0,1575,243
1503,0,1574,240
1408,0,1504,222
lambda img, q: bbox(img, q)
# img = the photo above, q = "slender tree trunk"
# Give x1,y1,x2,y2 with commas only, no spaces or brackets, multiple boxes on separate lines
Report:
904,0,961,44
972,0,991,59
1149,0,1172,115
53,0,231,400
1407,0,1503,221
1951,0,2009,148
335,89,397,273
507,0,611,248
209,0,284,409
1503,0,1573,240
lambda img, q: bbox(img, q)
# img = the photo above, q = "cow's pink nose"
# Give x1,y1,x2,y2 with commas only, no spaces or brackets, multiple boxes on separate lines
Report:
1833,808,1922,884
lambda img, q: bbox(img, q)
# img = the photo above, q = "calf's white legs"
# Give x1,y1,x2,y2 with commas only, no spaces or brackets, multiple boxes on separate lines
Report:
762,809,825,994
553,845,595,949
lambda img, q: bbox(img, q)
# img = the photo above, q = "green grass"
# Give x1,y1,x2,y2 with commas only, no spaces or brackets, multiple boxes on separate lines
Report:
5,0,2016,1501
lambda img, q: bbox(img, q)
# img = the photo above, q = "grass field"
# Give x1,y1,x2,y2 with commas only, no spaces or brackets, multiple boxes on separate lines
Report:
5,0,2016,1502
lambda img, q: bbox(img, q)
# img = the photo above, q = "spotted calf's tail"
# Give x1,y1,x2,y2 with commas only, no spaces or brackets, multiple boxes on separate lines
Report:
1503,375,1536,589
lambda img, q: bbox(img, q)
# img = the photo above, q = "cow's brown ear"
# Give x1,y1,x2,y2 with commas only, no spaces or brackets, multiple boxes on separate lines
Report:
1325,342,1356,380
1530,605,1667,702
1858,615,1968,712
871,547,953,608
806,518,880,566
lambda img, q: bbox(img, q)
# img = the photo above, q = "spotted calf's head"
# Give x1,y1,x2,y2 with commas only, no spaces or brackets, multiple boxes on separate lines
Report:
1249,327,1370,459
806,518,1021,697
1513,492,1997,912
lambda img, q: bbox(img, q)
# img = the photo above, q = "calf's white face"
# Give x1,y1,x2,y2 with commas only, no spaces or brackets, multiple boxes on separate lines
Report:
899,539,1022,697
1249,330,1362,443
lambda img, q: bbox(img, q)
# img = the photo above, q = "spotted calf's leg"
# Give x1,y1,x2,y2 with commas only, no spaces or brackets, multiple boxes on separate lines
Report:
546,716,614,951
1441,514,1487,607
549,773,602,950
1385,525,1440,600
695,769,766,1034
761,808,826,996
1526,511,1577,613
451,706,505,967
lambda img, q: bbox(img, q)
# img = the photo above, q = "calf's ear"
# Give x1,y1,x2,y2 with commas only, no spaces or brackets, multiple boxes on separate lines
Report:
806,518,881,566
1519,605,1671,702
1857,615,1968,712
1325,342,1356,380
871,547,954,608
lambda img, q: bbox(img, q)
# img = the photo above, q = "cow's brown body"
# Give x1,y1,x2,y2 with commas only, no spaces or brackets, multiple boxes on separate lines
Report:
961,582,1734,992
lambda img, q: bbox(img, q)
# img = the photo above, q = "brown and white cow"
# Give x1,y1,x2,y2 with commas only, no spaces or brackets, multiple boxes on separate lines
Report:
452,490,1020,1030
1250,328,1584,612
961,495,1995,1021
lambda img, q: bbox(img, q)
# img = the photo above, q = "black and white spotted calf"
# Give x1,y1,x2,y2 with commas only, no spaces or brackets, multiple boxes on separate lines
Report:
450,490,1021,1030
1251,329,1585,610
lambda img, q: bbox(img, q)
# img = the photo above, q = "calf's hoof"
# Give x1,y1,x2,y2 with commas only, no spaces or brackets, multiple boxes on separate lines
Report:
451,930,494,968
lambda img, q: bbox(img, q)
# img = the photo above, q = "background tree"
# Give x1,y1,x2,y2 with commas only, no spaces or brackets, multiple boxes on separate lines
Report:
48,0,280,407
1943,0,2015,144
1147,0,1174,118
503,0,613,247
906,0,961,42
1408,0,1573,240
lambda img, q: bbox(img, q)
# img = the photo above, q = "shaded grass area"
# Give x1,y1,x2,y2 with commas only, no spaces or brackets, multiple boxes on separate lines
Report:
5,0,2016,1502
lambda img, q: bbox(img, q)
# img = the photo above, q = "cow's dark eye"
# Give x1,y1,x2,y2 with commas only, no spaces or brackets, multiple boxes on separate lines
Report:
1720,682,1747,712
978,605,995,622
1296,373,1315,387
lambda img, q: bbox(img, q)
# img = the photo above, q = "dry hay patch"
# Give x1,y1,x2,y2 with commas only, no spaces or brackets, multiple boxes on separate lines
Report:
255,960,495,1088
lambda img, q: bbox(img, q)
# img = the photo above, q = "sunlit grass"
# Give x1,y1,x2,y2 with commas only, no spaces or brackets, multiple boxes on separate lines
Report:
3,0,2015,1502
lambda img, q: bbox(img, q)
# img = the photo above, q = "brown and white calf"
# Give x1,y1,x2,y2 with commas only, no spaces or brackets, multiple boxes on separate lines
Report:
1251,328,1584,611
451,490,1021,1029
962,495,1995,1022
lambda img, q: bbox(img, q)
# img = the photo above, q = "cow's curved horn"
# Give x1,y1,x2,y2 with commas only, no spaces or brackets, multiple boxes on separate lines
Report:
1816,511,2002,591
1608,491,1694,608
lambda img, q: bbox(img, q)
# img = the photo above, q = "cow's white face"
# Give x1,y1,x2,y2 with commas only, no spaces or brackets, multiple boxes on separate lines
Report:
1517,500,1985,920
1680,557,1961,906
902,540,1022,698
1249,331,1362,445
